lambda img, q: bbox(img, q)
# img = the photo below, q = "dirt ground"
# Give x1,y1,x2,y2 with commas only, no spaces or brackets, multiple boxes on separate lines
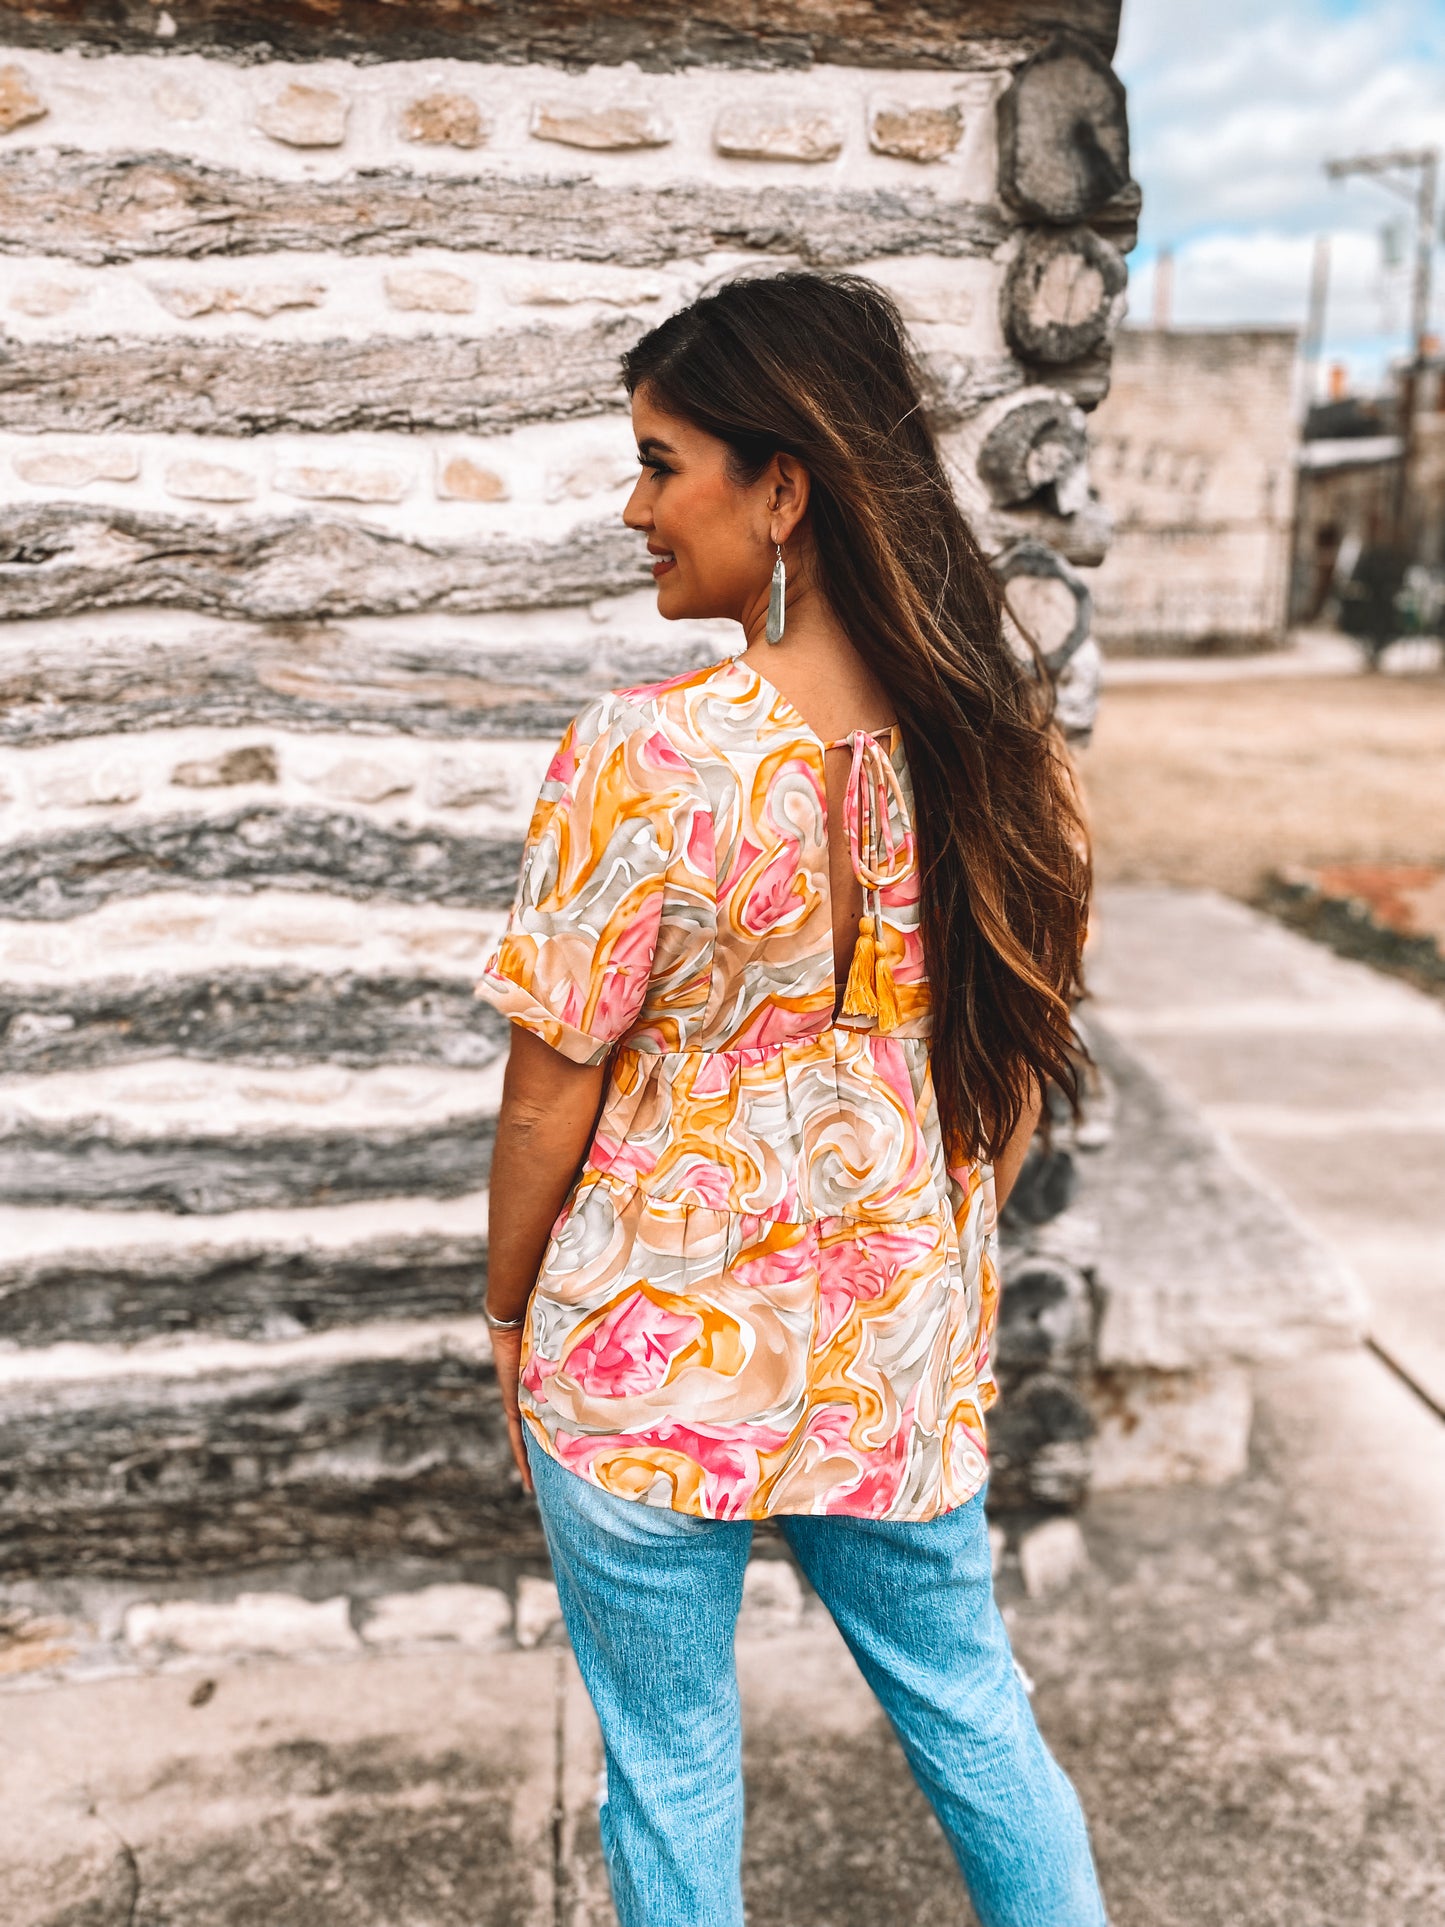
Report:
1081,670,1445,900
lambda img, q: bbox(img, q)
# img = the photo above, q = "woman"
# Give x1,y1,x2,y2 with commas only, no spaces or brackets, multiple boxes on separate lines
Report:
475,271,1105,1927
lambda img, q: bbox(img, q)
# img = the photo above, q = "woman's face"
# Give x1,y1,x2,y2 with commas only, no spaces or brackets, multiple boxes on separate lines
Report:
622,384,784,627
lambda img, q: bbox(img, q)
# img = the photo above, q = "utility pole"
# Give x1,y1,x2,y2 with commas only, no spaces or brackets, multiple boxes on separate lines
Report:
1301,233,1331,415
1152,245,1174,329
1325,147,1439,556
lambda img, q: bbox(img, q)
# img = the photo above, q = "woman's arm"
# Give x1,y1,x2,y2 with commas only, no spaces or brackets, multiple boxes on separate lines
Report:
486,1024,607,1492
991,1076,1045,1213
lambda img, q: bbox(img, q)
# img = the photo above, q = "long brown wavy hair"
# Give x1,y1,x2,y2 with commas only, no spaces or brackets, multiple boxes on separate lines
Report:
621,271,1090,1164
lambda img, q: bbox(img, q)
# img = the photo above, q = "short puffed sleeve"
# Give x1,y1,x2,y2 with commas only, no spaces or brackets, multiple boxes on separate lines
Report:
474,693,707,1064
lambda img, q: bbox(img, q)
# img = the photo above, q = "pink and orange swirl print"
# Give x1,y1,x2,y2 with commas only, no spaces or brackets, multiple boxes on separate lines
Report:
475,657,999,1521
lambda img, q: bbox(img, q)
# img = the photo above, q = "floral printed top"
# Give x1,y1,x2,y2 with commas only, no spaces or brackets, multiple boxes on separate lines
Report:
475,655,1000,1521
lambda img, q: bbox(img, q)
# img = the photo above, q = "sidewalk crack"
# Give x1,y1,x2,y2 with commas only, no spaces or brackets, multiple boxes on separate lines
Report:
551,1646,568,1927
90,1802,141,1927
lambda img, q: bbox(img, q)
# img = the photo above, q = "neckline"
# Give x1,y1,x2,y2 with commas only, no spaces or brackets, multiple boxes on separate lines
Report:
729,655,900,759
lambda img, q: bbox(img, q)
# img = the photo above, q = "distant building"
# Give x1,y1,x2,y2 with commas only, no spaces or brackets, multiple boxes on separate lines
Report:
1289,394,1401,624
1289,364,1445,626
1087,326,1299,653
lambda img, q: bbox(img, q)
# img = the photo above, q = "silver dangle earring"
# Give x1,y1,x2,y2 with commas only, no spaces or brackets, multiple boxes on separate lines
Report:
766,542,786,644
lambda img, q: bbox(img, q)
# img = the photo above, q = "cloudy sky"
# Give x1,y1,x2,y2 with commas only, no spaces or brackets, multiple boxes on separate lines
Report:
1115,0,1445,389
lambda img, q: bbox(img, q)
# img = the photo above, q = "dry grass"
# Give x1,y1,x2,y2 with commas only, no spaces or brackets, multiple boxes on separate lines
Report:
1080,672,1445,899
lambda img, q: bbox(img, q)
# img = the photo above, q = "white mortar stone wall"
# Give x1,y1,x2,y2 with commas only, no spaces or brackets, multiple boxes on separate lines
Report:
0,15,1139,1570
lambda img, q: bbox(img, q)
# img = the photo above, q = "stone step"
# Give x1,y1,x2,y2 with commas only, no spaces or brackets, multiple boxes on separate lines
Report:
0,1549,822,1690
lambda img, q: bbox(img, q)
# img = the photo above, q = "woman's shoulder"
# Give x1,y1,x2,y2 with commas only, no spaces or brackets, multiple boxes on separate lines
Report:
552,655,750,808
568,653,746,753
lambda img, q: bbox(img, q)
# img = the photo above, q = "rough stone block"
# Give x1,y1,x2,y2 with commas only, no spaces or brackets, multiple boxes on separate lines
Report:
868,100,963,163
151,75,202,121
995,1256,1092,1373
360,1583,512,1648
714,106,843,163
1087,1368,1253,1490
0,2,1124,68
425,756,514,809
400,90,488,149
8,279,88,317
505,269,665,307
123,1591,360,1657
545,449,637,502
995,537,1093,676
165,459,258,503
738,1558,804,1634
999,1138,1078,1229
1052,633,1101,745
1,149,1009,271
305,756,414,803
255,81,348,149
13,446,139,488
997,32,1131,222
0,1605,76,1678
149,280,326,319
530,101,671,150
273,462,410,503
0,63,46,134
1002,226,1128,365
171,745,279,788
436,454,509,502
514,1574,563,1648
384,268,476,314
977,391,1091,511
986,1372,1095,1511
1018,1516,1089,1597
33,760,141,809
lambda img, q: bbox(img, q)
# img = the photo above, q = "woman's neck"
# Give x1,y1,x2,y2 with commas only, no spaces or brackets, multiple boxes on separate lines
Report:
738,580,895,744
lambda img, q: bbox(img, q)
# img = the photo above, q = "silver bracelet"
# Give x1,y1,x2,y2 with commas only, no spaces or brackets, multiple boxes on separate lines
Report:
483,1301,527,1333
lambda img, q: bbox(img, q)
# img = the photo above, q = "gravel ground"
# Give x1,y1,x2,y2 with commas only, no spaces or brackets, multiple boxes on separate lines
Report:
1082,668,1445,900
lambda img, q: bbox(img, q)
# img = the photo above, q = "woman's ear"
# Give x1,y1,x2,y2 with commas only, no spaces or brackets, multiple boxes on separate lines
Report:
767,454,811,546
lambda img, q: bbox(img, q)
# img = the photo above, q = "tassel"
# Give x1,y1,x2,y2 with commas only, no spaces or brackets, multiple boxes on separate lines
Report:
841,914,878,1019
873,945,901,1033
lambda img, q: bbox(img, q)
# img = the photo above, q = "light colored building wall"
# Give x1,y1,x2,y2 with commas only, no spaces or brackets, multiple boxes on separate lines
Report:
1088,326,1300,652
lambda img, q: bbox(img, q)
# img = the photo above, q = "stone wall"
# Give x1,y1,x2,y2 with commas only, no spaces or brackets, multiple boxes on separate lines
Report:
0,4,1139,1573
1086,326,1300,654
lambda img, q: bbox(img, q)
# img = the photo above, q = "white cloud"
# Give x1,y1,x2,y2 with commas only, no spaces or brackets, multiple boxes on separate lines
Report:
1127,229,1412,338
1115,0,1445,362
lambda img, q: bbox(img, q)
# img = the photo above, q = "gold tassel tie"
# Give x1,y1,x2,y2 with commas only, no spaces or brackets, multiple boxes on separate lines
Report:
873,922,902,1033
841,913,879,1020
828,728,917,1035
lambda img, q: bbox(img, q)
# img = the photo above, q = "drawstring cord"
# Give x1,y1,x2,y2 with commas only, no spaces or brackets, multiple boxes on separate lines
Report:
827,729,916,1032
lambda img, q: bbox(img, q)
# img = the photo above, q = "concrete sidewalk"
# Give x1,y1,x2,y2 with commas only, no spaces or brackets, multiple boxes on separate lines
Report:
5,886,1445,1926
1090,884,1445,1414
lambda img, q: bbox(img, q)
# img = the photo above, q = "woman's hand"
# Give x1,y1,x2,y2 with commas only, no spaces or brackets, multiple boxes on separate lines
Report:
489,1323,534,1495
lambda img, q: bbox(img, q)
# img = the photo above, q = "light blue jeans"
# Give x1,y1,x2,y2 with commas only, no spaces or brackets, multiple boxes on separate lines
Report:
524,1430,1108,1927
